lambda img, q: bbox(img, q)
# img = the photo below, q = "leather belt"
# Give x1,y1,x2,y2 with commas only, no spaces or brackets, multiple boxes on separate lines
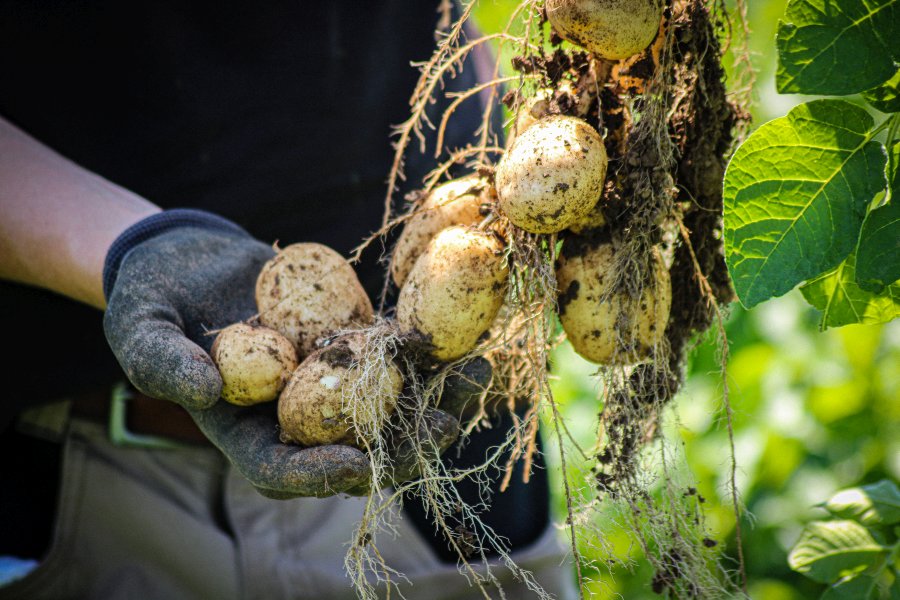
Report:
70,386,211,447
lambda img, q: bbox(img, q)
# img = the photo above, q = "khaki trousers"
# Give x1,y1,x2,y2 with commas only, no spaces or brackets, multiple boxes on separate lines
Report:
1,417,576,599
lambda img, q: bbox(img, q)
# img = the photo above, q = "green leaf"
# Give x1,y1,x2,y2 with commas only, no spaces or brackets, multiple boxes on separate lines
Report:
821,574,879,599
824,480,900,526
855,199,900,292
801,249,900,328
857,141,900,292
891,575,900,600
776,0,900,95
724,100,887,308
863,68,900,113
788,520,887,583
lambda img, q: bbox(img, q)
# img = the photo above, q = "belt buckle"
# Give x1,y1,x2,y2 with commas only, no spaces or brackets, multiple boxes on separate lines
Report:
108,383,186,450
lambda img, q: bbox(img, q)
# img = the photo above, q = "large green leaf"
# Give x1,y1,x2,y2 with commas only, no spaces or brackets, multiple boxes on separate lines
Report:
724,100,887,308
776,0,900,95
823,480,900,526
801,249,900,328
788,520,887,583
862,68,900,113
820,574,879,599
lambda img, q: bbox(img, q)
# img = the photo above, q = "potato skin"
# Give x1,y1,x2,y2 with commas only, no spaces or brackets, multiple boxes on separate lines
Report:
211,324,298,405
556,243,671,365
397,227,508,362
390,176,489,287
546,0,664,60
496,115,607,234
278,333,402,447
256,243,374,358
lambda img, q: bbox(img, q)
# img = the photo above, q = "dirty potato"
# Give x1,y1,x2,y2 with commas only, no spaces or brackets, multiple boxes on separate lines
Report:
397,226,508,361
546,0,664,60
556,242,671,364
256,243,374,358
278,333,403,448
211,323,298,405
496,115,607,234
390,176,491,287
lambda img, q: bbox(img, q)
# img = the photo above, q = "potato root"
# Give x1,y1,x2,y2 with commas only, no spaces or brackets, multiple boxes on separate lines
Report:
278,333,402,448
397,226,508,361
391,176,491,287
496,115,607,234
557,242,671,364
211,323,298,405
546,0,664,60
256,243,374,358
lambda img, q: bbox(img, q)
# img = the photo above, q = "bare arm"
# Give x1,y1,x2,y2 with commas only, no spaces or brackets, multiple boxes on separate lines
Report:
0,117,160,309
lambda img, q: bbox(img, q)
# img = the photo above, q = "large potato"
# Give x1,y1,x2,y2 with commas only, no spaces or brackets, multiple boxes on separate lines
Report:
397,226,508,361
390,176,490,287
256,243,374,358
556,242,670,365
546,0,664,60
278,333,402,448
496,115,607,234
211,323,298,405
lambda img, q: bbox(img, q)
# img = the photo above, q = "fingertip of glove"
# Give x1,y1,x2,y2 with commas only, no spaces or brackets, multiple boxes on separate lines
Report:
128,347,222,410
174,355,223,409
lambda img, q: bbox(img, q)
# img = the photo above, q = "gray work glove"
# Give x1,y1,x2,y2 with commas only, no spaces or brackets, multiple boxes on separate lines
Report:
102,209,484,499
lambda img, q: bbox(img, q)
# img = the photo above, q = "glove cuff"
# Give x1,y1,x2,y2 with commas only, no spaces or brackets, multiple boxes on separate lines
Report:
103,208,249,301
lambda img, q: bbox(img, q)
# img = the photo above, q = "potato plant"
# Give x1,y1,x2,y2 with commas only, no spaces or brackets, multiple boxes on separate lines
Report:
360,0,752,597
211,0,756,597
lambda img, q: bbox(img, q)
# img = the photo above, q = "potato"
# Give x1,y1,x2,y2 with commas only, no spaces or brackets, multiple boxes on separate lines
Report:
390,176,490,287
256,243,374,358
568,202,607,233
211,323,298,405
278,333,402,448
397,226,508,361
495,115,607,234
512,89,553,139
556,242,670,364
546,0,664,60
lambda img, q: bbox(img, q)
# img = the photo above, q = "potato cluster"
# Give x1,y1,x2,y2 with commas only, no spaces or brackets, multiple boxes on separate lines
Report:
386,97,666,369
211,243,402,448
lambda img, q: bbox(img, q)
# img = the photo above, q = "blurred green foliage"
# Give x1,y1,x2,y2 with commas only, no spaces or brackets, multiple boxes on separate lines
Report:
469,1,900,597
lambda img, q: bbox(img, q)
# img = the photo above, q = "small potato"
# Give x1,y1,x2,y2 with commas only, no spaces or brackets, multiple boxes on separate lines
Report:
211,324,298,405
256,243,374,358
391,176,490,287
556,242,670,365
397,227,508,362
278,333,403,448
568,201,607,233
496,115,607,234
546,0,664,60
512,89,553,140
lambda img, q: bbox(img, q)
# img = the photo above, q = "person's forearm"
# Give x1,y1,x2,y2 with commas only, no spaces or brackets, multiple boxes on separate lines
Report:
0,117,160,308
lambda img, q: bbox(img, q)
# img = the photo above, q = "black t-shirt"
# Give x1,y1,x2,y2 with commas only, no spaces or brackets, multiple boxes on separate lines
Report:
0,1,549,560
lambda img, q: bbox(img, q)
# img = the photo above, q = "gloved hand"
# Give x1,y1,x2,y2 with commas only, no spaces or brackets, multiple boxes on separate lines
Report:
102,209,482,499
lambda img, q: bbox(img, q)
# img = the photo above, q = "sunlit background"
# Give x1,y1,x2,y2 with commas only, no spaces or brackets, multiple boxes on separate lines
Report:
471,1,899,597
